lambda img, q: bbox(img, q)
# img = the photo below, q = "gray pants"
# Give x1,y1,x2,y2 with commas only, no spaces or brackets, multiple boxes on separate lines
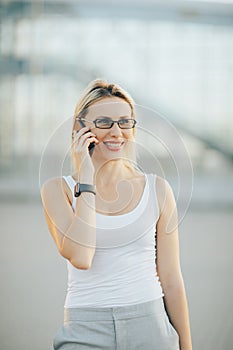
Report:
53,298,180,350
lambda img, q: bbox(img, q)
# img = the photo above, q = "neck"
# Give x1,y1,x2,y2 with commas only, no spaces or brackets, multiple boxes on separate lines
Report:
93,159,136,187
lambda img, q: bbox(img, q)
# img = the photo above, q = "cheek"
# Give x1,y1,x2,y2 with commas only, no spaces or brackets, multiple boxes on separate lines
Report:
125,131,135,141
93,129,107,142
94,130,135,143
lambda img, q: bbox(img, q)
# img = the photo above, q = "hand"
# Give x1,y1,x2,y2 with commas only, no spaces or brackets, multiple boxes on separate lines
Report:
73,126,99,179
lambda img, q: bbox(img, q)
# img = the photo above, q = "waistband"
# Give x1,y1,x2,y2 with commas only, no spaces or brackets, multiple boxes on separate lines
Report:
64,297,165,322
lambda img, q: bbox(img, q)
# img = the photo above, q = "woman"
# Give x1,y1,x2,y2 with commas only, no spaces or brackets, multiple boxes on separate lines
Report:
41,79,192,350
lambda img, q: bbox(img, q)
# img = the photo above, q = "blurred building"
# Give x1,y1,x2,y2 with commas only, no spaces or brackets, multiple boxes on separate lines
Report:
0,0,232,206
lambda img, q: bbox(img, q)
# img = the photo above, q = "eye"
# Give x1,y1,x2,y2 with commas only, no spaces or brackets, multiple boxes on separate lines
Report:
119,119,130,125
119,119,135,128
95,118,112,128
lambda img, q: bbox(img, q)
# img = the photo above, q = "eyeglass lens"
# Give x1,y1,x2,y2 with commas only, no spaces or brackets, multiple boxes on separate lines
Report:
95,118,136,129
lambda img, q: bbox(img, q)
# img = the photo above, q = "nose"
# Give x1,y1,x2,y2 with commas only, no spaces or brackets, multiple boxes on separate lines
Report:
109,122,122,136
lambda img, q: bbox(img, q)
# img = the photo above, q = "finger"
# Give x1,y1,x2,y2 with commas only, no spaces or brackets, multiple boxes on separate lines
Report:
79,131,97,145
75,137,98,154
73,130,94,144
73,126,90,137
83,137,99,148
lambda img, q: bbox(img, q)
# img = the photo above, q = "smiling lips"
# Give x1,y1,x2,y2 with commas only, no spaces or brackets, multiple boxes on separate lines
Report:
103,141,125,152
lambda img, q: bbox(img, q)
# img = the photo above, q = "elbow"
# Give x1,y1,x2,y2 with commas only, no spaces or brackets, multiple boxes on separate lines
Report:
160,270,184,291
162,275,185,292
59,243,95,270
69,257,93,270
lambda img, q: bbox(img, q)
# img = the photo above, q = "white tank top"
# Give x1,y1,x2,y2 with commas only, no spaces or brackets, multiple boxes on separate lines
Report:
62,173,164,308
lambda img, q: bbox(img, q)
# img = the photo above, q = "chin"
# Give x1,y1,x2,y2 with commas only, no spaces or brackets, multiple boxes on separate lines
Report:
95,149,125,163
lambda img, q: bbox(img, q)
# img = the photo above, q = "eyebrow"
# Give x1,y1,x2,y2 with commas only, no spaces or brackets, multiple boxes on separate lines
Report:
95,115,131,119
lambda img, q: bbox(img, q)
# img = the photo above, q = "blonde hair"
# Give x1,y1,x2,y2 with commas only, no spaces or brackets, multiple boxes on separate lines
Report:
71,79,137,172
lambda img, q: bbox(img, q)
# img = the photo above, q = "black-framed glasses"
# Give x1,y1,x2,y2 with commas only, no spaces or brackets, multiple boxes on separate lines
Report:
77,117,137,129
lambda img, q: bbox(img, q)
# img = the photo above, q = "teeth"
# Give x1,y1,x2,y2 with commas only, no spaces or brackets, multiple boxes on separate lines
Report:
104,142,123,148
107,143,121,146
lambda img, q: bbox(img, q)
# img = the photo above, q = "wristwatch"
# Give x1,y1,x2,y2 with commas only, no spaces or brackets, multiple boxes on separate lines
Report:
74,183,96,197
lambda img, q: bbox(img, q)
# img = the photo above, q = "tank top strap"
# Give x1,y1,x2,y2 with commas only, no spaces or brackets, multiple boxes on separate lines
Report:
62,175,76,192
146,173,157,197
146,173,159,218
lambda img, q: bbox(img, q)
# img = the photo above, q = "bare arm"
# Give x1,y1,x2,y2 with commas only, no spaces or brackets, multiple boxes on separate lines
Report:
156,176,193,350
41,175,96,270
41,126,99,270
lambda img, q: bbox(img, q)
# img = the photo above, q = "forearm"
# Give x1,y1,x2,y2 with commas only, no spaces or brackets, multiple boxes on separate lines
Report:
60,172,96,269
163,278,193,350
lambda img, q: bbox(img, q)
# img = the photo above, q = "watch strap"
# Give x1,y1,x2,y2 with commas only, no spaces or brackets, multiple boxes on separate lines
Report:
74,183,96,197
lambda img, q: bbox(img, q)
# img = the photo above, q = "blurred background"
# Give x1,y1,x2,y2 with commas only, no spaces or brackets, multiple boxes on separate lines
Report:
0,0,232,349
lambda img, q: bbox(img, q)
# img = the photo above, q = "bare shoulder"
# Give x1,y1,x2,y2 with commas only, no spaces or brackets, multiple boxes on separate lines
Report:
40,177,71,205
155,175,173,193
41,177,61,194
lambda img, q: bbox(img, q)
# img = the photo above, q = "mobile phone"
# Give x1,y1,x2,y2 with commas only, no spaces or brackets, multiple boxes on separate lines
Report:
78,119,95,157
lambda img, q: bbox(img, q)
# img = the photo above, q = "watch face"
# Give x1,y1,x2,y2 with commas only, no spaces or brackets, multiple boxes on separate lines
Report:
74,183,80,197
